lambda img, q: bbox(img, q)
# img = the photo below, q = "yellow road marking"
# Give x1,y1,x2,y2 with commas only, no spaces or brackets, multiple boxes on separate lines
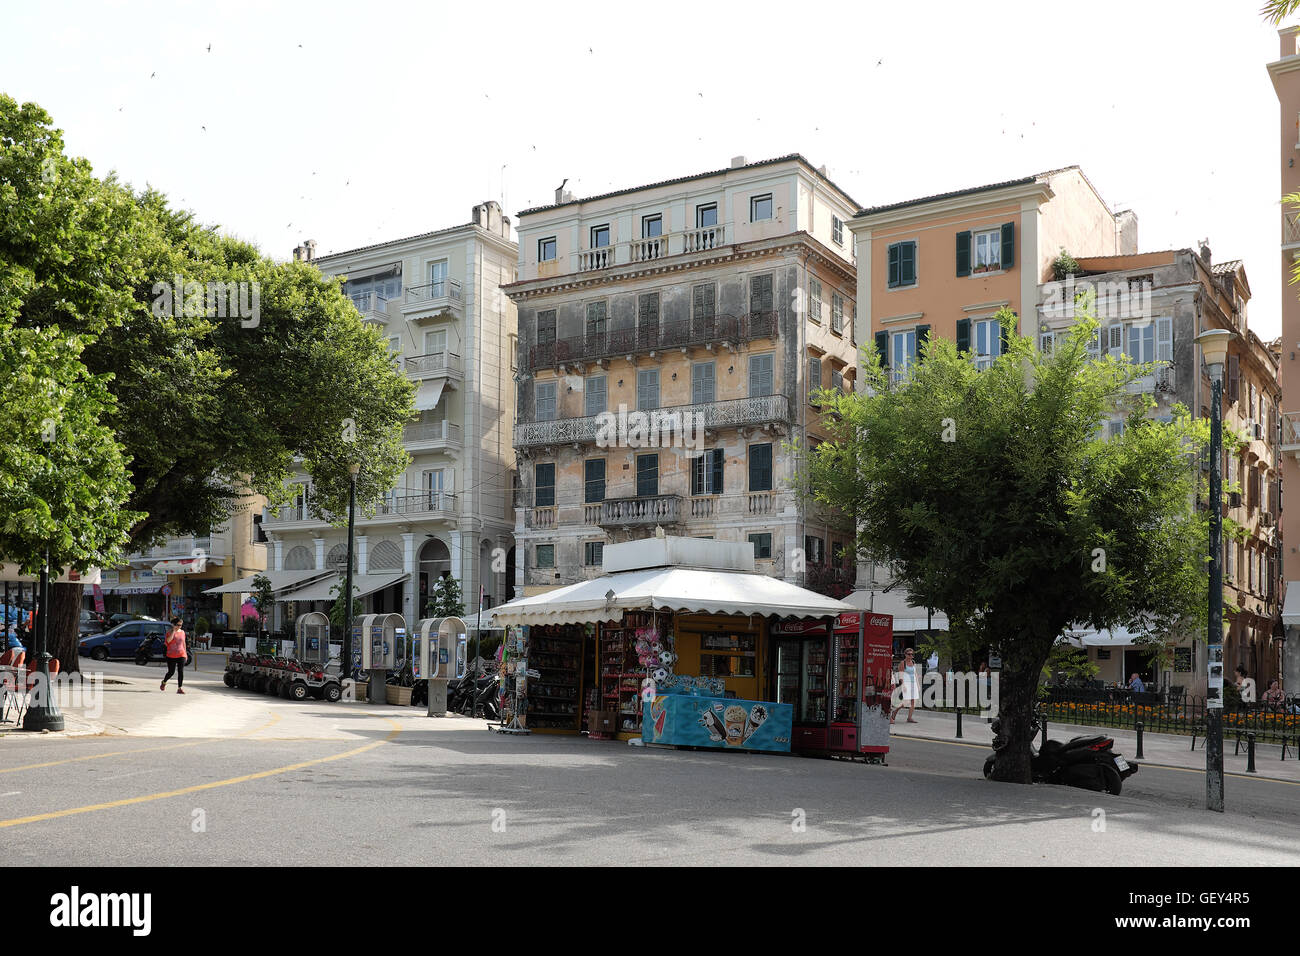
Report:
0,712,282,774
0,717,400,829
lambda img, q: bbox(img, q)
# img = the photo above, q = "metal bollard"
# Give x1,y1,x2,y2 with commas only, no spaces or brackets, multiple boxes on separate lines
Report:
956,708,963,739
1040,716,1048,750
1247,733,1256,774
1136,721,1144,760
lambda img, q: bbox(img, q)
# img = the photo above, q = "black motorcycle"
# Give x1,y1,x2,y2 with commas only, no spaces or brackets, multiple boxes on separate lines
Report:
984,713,1138,795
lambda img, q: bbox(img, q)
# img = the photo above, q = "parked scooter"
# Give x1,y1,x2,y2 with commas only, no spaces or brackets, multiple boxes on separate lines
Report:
984,712,1138,795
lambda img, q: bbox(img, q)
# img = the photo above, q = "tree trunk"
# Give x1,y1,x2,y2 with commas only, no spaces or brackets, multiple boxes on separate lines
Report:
49,582,84,674
988,631,1056,784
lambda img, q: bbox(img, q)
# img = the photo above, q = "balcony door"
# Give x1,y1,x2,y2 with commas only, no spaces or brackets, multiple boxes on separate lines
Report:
428,260,448,298
423,469,446,511
424,329,447,360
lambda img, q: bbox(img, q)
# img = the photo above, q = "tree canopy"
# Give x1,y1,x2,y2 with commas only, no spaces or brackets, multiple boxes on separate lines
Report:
804,308,1209,781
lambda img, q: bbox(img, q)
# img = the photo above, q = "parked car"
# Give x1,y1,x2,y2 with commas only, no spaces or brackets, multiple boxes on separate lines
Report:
78,610,109,638
78,620,171,661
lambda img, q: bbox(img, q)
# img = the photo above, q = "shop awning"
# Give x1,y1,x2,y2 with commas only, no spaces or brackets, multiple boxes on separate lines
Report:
841,588,948,631
414,379,446,411
490,567,853,627
0,561,101,585
1282,582,1300,628
152,557,208,575
1061,626,1148,648
203,569,331,595
275,571,409,603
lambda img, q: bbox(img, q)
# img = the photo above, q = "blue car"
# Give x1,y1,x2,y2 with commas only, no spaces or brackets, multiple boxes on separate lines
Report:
78,620,171,661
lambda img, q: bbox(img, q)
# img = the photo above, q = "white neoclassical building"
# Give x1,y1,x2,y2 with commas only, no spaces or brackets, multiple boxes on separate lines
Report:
262,202,518,629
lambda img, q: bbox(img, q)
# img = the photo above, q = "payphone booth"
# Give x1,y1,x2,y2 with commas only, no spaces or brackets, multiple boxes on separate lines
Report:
294,612,331,667
357,612,407,704
415,616,467,716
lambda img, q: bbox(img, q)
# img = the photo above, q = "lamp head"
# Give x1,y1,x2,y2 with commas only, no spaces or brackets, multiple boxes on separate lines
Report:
1194,328,1235,377
348,463,361,477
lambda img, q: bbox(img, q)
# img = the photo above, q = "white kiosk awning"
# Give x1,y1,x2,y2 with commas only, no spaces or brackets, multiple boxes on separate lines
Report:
276,571,408,603
203,569,331,595
1282,582,1300,628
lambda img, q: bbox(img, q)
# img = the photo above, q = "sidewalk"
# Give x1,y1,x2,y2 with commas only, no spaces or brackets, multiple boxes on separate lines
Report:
891,708,1300,784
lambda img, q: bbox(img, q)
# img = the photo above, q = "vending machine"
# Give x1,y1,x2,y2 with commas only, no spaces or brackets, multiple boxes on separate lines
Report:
858,612,895,761
828,613,862,754
770,620,832,751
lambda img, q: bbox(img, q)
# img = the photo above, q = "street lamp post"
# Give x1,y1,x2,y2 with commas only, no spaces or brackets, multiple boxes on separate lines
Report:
23,546,64,732
1196,327,1234,813
342,463,359,688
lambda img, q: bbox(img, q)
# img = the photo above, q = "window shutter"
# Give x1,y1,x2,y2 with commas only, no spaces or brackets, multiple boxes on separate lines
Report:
956,231,972,277
1000,314,1014,355
875,331,890,370
916,325,930,356
1107,324,1123,357
901,242,916,285
888,244,900,288
711,449,724,494
1227,353,1240,404
1001,222,1015,270
1156,317,1173,363
956,318,971,353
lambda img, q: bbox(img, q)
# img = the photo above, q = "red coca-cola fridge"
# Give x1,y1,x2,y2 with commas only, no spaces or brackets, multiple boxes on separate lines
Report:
770,619,831,752
858,612,894,761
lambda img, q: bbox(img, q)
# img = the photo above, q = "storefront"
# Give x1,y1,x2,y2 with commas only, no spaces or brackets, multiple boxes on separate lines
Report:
491,537,892,759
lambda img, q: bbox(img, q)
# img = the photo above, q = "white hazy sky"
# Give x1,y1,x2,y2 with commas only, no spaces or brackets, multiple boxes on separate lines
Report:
1,0,1291,337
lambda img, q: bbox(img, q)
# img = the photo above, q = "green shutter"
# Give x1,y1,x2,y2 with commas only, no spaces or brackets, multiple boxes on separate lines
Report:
1001,222,1015,270
1000,312,1016,355
916,325,930,356
901,241,916,285
888,244,900,288
956,231,971,277
875,331,890,370
956,318,971,353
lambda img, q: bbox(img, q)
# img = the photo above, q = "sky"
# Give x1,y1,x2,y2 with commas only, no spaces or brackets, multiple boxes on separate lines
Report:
1,0,1292,338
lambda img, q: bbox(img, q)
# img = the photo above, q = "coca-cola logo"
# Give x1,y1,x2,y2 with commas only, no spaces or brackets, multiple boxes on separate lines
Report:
869,615,892,628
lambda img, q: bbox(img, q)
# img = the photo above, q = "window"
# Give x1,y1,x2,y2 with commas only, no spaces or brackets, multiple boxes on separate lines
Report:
808,278,823,323
584,541,604,566
696,203,718,228
1085,327,1101,360
388,334,401,355
586,301,607,339
749,353,774,396
637,368,659,410
832,216,843,246
888,241,917,288
973,228,1001,274
1039,329,1055,355
536,544,555,569
750,273,774,314
538,237,557,262
972,318,1002,370
1126,323,1155,364
749,443,773,491
804,535,825,566
692,361,715,404
891,329,917,382
692,449,724,496
534,463,555,507
424,329,447,357
535,381,557,422
751,194,774,221
585,374,607,416
536,309,556,346
584,458,606,503
636,454,659,497
831,369,844,393
639,293,660,339
831,294,844,334
692,284,715,325
428,259,448,297
748,533,773,560
590,224,610,248
808,357,822,404
642,214,662,238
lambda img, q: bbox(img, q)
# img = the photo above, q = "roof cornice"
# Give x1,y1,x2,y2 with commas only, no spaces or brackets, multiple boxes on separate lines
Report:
849,180,1053,232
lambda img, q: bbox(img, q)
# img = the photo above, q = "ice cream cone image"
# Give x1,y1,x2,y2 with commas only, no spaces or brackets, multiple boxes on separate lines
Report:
742,704,768,742
723,705,747,747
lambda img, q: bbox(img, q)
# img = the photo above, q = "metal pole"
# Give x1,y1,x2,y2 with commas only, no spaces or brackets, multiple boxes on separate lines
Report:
955,707,962,739
1136,721,1144,760
1247,732,1256,774
23,547,64,731
1207,375,1225,812
343,472,357,686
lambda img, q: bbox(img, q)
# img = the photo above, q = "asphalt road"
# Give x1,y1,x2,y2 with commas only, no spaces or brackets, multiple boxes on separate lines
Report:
3,664,1298,865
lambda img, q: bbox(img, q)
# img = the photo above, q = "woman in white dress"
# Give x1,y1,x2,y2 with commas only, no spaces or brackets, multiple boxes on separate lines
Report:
891,647,920,724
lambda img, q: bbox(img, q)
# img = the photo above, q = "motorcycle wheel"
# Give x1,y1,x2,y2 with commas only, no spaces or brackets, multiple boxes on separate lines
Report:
982,754,995,779
1101,763,1123,796
134,652,150,666
223,672,236,688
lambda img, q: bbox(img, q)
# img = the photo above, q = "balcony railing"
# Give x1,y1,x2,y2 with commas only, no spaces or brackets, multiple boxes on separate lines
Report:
526,311,777,371
579,248,613,272
372,492,457,517
574,225,730,273
404,351,463,378
598,495,682,527
404,279,462,304
1282,411,1300,453
404,419,462,446
1284,208,1300,246
349,291,391,320
515,393,790,449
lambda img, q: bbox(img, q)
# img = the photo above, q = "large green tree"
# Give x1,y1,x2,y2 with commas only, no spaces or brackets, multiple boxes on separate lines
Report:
1,96,414,668
804,309,1209,782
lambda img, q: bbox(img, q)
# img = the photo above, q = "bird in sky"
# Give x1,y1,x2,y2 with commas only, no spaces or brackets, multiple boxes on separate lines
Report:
206,43,211,52
876,59,882,66
201,125,206,131
150,72,156,78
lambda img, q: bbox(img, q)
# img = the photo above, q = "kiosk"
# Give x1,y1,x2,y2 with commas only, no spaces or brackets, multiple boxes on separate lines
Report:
356,612,407,704
415,616,467,716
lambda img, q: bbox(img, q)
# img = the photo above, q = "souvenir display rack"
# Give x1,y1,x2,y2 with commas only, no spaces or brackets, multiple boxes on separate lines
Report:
524,624,583,732
598,611,667,736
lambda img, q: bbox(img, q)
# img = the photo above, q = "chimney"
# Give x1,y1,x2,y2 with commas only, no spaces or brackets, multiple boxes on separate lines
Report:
818,164,829,178
305,239,317,262
473,201,507,237
1114,211,1138,255
292,244,305,262
1199,238,1212,266
730,155,747,169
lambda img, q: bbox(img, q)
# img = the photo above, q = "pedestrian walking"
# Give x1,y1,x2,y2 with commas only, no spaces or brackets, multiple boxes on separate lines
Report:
891,647,920,724
160,616,188,694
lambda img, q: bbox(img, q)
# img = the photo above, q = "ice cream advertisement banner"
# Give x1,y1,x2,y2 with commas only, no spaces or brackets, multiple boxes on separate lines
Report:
644,695,793,753
860,613,894,754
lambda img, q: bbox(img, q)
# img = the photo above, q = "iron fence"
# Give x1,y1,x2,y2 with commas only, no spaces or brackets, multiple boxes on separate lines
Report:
1039,689,1300,747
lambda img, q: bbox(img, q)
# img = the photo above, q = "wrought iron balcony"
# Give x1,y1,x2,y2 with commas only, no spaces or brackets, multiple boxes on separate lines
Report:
515,393,790,449
1284,208,1300,246
404,350,463,379
526,311,777,372
1282,411,1300,455
401,279,463,320
349,291,392,323
371,492,457,518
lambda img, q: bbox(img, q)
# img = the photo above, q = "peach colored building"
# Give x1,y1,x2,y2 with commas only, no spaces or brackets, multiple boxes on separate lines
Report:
1270,25,1300,695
